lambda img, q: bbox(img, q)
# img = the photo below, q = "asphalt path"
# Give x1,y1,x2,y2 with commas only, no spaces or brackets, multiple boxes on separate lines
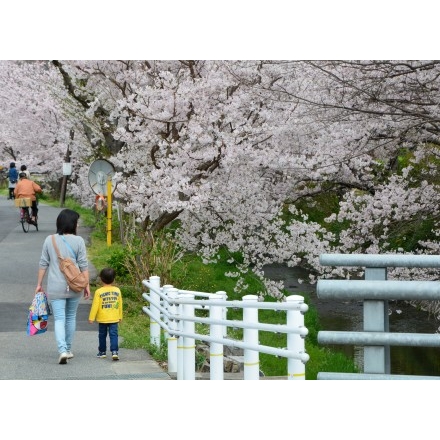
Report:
0,194,170,381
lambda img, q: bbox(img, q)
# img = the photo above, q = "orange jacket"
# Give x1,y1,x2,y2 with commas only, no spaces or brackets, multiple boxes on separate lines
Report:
14,179,42,201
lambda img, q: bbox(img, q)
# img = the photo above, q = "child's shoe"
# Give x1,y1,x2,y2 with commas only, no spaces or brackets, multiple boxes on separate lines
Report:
112,351,119,361
96,352,106,358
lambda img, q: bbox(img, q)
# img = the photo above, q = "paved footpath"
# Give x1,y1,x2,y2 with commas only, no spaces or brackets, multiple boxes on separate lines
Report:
0,194,171,380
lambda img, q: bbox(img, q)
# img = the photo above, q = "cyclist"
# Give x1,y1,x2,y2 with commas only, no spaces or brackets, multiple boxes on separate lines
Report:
14,172,42,223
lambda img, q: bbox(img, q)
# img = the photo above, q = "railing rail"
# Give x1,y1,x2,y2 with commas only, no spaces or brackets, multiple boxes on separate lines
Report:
317,253,440,380
141,276,309,380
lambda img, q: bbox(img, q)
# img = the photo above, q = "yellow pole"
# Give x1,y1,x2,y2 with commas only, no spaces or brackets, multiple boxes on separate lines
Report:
107,179,112,246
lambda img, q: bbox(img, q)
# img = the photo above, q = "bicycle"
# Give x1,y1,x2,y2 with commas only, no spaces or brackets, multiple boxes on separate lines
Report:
16,198,38,233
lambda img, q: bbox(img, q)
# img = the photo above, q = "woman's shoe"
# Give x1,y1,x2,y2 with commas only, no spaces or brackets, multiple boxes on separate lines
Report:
58,352,68,364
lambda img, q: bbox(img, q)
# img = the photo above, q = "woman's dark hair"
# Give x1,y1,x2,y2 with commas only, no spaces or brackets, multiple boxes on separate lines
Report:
56,209,80,235
100,267,116,284
20,165,27,171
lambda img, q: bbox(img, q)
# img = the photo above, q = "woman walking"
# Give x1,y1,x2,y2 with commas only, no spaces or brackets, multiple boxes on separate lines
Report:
36,209,91,364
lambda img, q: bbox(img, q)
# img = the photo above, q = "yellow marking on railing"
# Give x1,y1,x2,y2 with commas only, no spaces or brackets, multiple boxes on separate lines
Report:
288,372,306,378
210,353,223,357
243,361,260,367
167,337,177,341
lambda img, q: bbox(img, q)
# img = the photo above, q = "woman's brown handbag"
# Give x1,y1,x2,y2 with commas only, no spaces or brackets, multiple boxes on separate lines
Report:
51,235,88,292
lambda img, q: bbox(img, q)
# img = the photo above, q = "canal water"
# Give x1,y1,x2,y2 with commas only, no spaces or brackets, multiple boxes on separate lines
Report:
263,264,440,377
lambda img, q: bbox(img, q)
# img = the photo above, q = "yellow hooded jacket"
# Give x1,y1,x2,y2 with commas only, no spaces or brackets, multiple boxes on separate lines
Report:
89,285,123,323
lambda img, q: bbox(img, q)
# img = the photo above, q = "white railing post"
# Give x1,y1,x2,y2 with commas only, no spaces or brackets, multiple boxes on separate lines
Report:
182,293,196,380
175,290,185,380
217,290,227,337
162,284,173,342
167,288,179,374
149,275,161,347
243,295,260,380
209,293,224,380
286,295,306,380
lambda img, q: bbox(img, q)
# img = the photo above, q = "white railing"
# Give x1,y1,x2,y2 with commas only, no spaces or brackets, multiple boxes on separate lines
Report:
142,275,310,380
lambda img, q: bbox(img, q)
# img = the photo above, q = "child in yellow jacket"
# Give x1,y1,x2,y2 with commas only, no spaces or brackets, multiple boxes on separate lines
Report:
89,267,123,360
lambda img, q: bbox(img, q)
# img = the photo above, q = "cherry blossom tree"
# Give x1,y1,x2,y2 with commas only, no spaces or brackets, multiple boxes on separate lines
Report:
48,60,340,296
2,60,440,305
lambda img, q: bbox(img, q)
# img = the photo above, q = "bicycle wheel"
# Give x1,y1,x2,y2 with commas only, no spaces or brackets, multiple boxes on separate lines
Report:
21,209,30,233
